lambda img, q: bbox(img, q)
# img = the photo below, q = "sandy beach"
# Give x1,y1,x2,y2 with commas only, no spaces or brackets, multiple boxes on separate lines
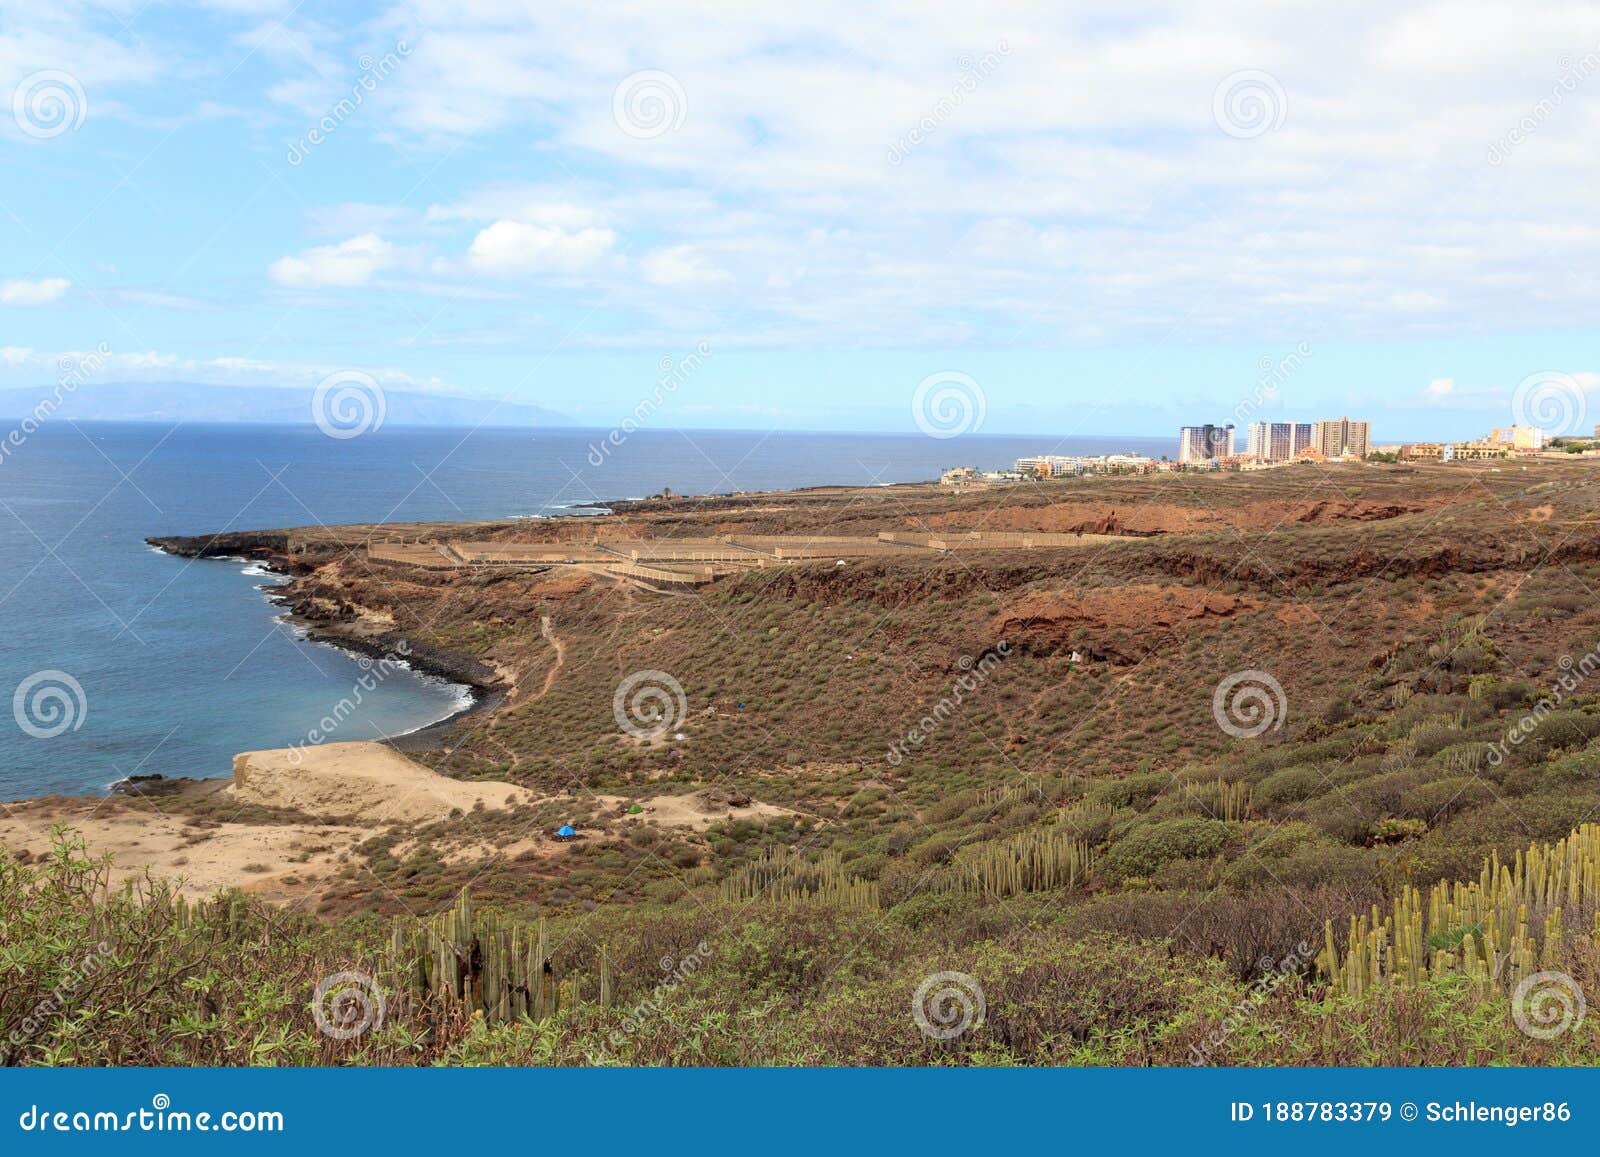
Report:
0,742,533,903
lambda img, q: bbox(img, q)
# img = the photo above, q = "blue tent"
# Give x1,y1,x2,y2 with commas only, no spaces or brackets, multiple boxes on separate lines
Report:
556,825,577,837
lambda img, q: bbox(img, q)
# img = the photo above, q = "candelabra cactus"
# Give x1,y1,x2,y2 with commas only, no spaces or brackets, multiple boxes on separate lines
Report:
719,848,880,909
1320,823,1600,998
944,829,1096,898
388,890,568,1024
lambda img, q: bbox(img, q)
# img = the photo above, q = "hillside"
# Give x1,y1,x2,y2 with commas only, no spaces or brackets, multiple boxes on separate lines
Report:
12,457,1600,1065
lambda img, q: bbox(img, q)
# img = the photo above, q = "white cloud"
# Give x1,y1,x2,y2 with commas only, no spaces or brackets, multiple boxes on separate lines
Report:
466,220,616,275
268,234,396,287
1423,377,1455,401
427,198,603,230
1392,291,1443,311
350,2,1600,344
22,1,1600,352
1,278,70,305
641,245,732,287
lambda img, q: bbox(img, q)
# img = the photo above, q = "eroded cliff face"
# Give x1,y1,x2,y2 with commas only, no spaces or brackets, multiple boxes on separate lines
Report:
996,586,1258,664
920,495,1440,536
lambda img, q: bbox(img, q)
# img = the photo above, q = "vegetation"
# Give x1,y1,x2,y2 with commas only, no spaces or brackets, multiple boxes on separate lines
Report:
15,460,1600,1064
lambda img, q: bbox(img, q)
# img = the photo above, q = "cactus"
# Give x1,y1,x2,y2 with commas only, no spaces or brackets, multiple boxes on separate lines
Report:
978,774,1088,810
1320,822,1600,999
387,891,577,1025
1179,778,1253,822
720,848,880,910
942,829,1096,898
1054,798,1115,837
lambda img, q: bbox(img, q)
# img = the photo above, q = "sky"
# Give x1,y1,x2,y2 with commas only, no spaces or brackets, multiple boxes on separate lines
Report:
1,0,1599,441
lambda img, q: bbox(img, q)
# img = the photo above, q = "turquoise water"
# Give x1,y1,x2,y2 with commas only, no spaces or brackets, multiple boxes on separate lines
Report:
0,422,1166,797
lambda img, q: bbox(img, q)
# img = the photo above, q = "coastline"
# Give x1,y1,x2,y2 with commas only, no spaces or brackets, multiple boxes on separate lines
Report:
117,476,926,798
138,533,507,778
274,612,504,753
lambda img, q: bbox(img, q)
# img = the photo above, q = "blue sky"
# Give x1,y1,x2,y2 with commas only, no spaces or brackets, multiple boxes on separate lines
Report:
2,1,1599,441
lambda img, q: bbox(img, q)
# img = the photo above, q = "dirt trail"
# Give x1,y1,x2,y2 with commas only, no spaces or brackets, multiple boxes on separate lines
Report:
535,615,566,701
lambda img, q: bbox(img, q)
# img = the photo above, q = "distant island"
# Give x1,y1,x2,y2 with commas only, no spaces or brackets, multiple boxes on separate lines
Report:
0,381,573,429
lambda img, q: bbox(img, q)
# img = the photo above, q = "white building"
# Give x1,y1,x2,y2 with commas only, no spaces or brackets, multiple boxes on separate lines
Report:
1244,421,1313,461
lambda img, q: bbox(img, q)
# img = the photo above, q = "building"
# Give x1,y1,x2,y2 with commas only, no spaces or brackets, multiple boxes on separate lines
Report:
1015,455,1083,477
940,466,979,485
1291,422,1313,458
1244,421,1313,461
1100,454,1155,473
1311,417,1371,460
1016,453,1157,477
1402,438,1522,462
1178,424,1235,463
1488,425,1545,451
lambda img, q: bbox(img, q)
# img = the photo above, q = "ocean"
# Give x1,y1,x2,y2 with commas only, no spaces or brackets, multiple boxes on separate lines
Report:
0,422,1168,798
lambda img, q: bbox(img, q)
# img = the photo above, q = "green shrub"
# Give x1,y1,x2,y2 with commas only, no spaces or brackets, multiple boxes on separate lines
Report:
1101,819,1237,884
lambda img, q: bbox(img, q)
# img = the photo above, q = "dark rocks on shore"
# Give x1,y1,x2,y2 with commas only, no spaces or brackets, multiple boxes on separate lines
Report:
111,773,201,797
146,527,505,751
145,531,291,560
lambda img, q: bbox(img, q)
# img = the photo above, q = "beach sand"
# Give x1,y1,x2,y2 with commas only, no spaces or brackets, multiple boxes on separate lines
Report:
231,741,533,824
0,743,533,904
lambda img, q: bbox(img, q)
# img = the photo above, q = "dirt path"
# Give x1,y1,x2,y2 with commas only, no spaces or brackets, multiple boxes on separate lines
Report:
535,615,566,700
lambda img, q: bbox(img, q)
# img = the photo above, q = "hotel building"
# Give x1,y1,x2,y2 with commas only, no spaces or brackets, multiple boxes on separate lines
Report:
1244,421,1314,461
1311,418,1371,460
1178,423,1236,463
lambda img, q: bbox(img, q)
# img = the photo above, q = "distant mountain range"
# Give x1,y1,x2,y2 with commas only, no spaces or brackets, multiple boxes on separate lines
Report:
0,381,573,428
